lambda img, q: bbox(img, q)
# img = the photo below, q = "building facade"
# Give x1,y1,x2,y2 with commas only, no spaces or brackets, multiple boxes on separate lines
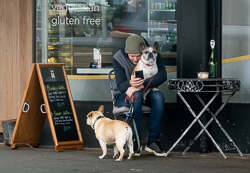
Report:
1,0,250,153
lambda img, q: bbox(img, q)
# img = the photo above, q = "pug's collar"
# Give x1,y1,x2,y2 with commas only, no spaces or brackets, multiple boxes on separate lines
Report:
92,115,105,129
141,58,155,67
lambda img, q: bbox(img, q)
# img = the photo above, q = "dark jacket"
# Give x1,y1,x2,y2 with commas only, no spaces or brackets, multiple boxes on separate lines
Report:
113,47,167,95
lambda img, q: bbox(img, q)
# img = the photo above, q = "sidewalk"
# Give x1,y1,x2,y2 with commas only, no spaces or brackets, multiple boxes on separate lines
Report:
0,144,249,173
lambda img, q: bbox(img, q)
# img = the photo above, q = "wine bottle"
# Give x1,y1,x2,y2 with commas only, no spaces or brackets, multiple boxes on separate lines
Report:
208,40,217,78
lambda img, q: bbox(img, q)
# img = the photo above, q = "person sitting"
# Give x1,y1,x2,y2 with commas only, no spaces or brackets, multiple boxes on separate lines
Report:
112,34,167,156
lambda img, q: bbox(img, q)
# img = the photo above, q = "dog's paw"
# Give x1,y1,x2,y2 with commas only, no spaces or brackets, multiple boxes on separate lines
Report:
115,158,122,162
113,154,119,159
99,155,105,159
127,157,133,160
127,154,133,160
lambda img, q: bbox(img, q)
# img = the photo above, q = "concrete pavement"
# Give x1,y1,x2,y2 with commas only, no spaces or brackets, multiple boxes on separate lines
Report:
0,144,249,173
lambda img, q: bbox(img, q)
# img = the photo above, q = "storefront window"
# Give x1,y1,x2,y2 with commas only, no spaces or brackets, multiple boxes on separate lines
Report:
36,0,177,102
36,0,177,75
222,0,250,103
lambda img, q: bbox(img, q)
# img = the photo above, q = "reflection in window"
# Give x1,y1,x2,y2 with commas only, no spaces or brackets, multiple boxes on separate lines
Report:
222,0,250,103
36,0,177,75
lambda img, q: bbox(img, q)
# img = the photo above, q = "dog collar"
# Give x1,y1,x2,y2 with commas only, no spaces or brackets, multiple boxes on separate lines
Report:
92,116,105,129
141,58,154,67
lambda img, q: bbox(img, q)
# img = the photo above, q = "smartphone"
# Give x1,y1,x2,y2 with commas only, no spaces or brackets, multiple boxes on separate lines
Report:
135,70,144,79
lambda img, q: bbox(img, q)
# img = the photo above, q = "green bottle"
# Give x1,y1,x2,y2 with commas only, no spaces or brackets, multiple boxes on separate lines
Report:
165,0,169,9
208,40,217,78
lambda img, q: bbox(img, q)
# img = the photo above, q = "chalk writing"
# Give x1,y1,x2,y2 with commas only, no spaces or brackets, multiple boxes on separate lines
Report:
41,66,79,142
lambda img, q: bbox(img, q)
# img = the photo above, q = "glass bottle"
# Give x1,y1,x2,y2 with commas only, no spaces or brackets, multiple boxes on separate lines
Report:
168,0,173,9
150,0,154,9
208,40,217,78
161,0,166,10
165,0,169,9
173,0,176,9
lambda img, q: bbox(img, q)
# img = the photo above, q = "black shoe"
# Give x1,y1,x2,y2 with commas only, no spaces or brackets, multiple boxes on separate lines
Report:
133,139,142,156
145,141,166,157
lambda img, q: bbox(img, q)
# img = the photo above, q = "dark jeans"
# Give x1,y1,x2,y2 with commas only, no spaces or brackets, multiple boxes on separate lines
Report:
115,90,165,143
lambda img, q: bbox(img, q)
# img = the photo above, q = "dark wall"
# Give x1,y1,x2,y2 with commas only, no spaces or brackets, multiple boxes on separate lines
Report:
40,101,250,154
40,101,200,151
177,0,222,78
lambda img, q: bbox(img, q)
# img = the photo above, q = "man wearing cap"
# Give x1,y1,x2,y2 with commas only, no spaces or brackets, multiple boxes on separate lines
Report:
113,34,167,156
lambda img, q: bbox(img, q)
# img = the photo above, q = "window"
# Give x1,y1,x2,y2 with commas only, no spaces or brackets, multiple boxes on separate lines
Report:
36,0,177,74
36,0,177,102
222,0,250,103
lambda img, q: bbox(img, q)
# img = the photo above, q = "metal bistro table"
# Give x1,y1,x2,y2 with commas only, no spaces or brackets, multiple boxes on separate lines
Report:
166,78,243,159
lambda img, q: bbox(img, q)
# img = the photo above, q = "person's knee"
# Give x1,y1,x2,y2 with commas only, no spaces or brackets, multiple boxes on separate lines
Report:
151,91,165,103
133,90,142,98
132,91,143,103
115,93,130,107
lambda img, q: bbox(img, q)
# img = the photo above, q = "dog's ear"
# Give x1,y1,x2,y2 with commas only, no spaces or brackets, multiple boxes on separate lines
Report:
86,111,93,118
139,42,146,52
97,105,104,114
153,41,159,52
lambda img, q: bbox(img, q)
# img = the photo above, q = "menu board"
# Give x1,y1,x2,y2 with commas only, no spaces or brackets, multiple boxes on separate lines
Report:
40,67,78,142
11,64,83,151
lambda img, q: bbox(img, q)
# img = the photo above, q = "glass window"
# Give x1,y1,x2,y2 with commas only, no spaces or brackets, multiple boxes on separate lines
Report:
36,0,177,74
36,0,177,102
222,0,250,103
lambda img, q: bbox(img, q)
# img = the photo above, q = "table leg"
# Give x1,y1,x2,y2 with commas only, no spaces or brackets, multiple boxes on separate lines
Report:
165,92,227,158
182,93,233,155
183,93,228,159
182,93,243,156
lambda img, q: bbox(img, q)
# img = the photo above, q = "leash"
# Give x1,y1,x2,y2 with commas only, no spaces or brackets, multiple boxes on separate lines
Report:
125,104,141,154
125,75,155,104
124,75,155,154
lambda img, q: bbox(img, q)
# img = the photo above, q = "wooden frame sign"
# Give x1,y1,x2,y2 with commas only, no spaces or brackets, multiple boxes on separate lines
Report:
11,64,83,151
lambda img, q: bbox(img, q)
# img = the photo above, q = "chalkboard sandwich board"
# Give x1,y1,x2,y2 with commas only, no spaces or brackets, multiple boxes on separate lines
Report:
11,64,83,152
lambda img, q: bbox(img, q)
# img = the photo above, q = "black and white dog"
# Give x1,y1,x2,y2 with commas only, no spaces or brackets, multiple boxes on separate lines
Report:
131,42,159,100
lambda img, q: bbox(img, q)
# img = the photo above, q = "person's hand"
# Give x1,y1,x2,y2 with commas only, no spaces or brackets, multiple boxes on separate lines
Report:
130,76,144,88
126,86,144,98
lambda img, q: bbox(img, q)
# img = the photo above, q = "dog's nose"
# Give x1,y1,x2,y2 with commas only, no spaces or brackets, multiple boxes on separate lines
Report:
148,52,154,59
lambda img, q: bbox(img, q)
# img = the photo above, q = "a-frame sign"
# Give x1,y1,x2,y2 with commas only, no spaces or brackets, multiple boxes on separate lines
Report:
11,64,83,152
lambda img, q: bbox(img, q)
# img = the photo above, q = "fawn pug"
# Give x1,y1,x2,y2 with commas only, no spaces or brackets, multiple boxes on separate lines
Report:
86,105,134,161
